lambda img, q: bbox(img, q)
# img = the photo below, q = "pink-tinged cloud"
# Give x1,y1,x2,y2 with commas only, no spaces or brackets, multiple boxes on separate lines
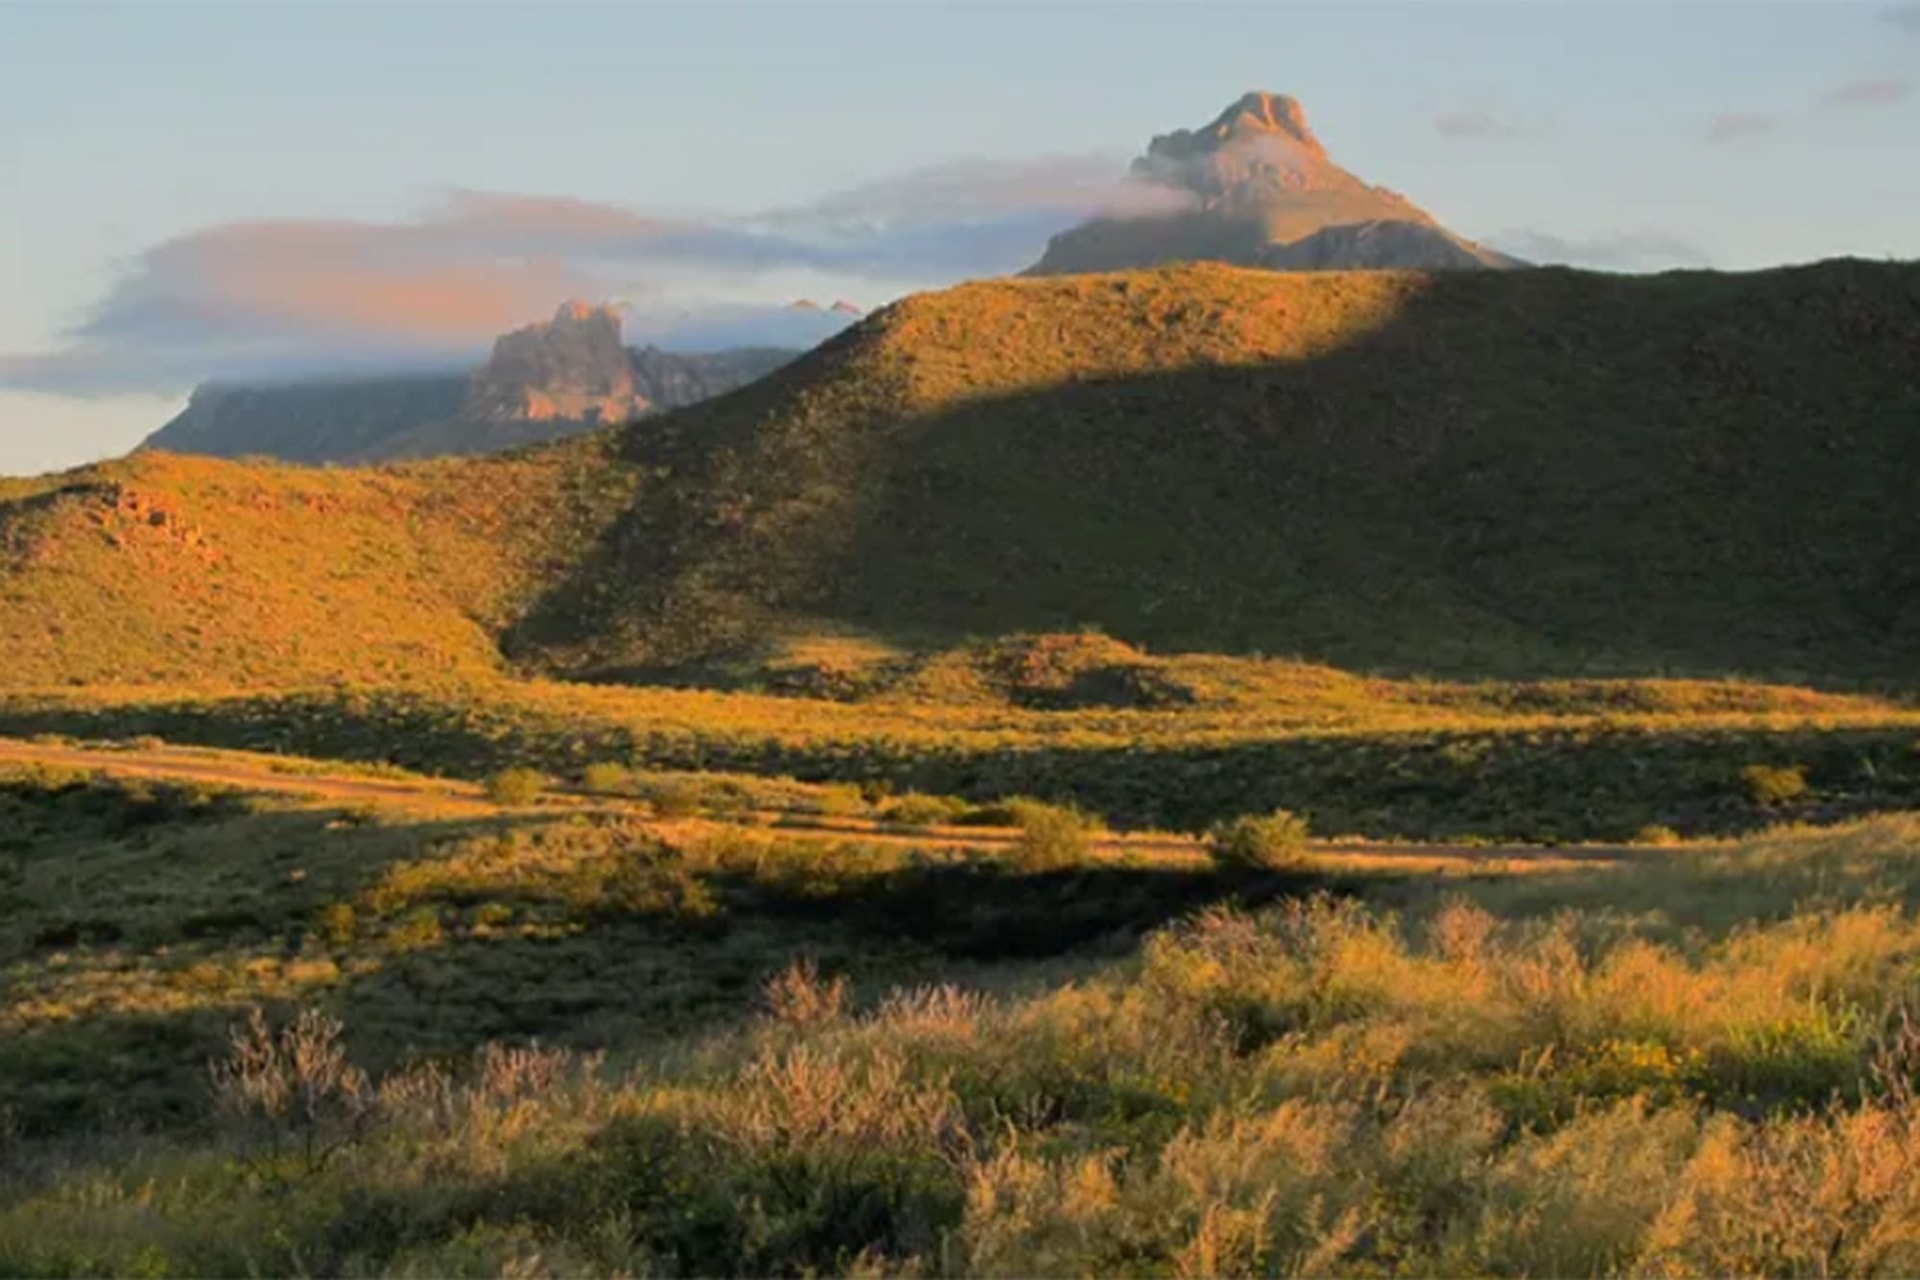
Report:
1707,112,1778,142
2,156,1165,395
1819,76,1914,107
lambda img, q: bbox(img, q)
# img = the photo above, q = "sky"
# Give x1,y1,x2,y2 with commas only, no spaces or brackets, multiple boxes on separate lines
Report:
2,0,1917,477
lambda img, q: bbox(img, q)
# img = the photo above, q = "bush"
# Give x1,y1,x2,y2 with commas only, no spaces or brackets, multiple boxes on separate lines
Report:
1634,823,1683,846
1742,763,1809,807
880,792,969,828
1207,808,1312,870
482,767,546,806
1007,800,1097,872
632,776,702,818
580,761,634,794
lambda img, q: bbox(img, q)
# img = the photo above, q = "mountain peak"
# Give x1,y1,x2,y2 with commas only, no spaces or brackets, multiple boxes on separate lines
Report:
554,299,615,325
1207,91,1323,155
1028,90,1519,275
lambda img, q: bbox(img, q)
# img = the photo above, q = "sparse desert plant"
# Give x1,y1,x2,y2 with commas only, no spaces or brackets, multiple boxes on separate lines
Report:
482,767,546,806
1742,763,1809,807
209,1006,377,1173
1207,808,1312,870
762,957,848,1029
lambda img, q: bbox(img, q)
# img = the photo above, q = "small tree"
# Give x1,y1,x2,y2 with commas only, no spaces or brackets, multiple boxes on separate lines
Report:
1207,809,1311,871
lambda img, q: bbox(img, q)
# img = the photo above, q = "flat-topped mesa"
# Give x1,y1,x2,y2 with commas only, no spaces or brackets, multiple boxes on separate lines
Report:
464,300,649,424
1028,90,1518,274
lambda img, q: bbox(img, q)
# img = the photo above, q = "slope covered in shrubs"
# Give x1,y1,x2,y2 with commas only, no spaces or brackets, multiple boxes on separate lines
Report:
4,258,1918,688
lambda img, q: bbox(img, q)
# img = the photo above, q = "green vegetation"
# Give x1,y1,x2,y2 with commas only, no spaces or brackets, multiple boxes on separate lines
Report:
1208,807,1312,869
481,766,547,806
1006,798,1101,871
9,753,1920,1274
6,676,1920,841
8,260,1920,1273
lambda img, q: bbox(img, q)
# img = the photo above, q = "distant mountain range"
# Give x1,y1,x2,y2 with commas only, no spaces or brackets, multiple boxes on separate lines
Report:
1029,91,1520,275
141,301,860,465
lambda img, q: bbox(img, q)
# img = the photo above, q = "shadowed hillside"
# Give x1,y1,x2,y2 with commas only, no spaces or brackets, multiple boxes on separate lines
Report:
517,259,1920,682
4,259,1919,688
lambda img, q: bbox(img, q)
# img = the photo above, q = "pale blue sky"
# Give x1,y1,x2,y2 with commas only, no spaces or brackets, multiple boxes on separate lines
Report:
3,0,1917,475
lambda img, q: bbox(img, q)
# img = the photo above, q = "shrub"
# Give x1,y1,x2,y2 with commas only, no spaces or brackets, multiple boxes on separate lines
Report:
1634,823,1683,846
1008,799,1097,872
642,776,708,818
580,761,634,794
209,1007,377,1174
881,792,969,828
482,767,546,806
1207,809,1312,870
1742,764,1809,807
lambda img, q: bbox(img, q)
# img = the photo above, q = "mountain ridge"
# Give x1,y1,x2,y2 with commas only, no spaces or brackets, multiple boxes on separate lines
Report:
8,258,1920,691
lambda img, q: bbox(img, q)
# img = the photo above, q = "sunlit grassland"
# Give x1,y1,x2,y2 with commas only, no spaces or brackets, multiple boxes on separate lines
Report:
6,755,1920,1276
6,658,1919,842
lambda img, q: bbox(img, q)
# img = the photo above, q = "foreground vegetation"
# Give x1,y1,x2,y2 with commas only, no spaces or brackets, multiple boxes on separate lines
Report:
6,751,1920,1275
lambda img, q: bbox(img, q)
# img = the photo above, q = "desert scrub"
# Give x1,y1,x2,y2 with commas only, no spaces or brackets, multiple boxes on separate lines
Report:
1742,762,1810,806
482,767,546,806
1006,798,1101,872
880,792,969,828
1207,808,1311,870
579,761,634,794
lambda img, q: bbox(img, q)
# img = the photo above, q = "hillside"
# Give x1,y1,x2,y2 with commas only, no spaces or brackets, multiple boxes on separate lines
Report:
516,258,1920,682
5,259,1920,689
0,442,631,686
1028,91,1519,275
141,303,799,465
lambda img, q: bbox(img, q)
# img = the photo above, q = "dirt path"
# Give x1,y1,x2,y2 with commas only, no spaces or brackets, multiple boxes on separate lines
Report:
0,736,1643,870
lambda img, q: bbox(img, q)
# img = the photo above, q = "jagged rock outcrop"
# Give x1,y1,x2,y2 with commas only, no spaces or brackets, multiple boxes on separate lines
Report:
143,304,799,464
462,301,647,425
1028,91,1521,275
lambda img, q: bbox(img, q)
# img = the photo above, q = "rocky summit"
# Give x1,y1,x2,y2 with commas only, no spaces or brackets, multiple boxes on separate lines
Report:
462,301,649,425
1028,91,1520,274
141,304,798,464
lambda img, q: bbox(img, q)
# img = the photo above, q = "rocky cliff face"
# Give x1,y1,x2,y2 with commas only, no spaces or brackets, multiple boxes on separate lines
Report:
1028,91,1520,275
143,304,799,464
462,301,649,424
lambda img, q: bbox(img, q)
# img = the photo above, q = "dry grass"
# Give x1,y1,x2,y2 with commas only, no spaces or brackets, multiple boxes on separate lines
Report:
8,813,1920,1275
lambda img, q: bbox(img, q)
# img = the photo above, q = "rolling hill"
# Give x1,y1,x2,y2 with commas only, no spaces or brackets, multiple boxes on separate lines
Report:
4,258,1919,689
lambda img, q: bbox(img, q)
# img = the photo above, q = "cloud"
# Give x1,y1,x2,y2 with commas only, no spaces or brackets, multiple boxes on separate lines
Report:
1882,4,1920,33
3,156,1175,395
1706,112,1778,142
1486,229,1714,272
1818,76,1914,107
1433,111,1518,141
